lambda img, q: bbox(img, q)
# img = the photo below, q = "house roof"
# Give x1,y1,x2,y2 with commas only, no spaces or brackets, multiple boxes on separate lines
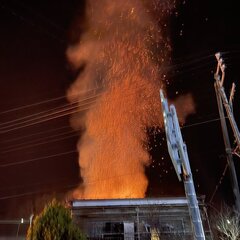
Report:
71,197,203,208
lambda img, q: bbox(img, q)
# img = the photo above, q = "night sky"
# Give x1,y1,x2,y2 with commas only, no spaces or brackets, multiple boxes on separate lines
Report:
0,0,240,221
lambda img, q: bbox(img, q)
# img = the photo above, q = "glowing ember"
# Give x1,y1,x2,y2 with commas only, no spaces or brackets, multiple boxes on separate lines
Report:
66,0,186,199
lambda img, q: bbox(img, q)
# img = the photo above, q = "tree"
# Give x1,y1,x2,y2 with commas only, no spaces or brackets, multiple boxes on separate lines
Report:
212,205,240,240
26,199,85,240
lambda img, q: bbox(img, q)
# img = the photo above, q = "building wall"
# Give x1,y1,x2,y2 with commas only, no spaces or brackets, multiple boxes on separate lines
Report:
71,198,213,240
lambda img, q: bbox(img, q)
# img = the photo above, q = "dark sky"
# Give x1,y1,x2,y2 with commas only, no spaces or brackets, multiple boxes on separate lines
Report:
0,0,240,222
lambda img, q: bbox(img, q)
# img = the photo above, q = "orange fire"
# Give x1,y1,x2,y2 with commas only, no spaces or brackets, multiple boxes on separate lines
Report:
66,0,187,199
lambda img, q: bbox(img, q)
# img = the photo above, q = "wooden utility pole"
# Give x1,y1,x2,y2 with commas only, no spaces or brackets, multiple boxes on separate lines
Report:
214,52,240,213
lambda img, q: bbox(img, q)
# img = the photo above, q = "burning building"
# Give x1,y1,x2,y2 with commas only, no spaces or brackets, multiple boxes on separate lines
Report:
67,2,201,239
70,197,213,240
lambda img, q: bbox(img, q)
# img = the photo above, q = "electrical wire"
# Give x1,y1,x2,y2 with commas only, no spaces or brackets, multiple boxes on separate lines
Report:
0,102,77,128
0,115,229,161
0,82,157,148
168,49,239,67
0,53,216,118
0,62,217,131
0,51,236,156
163,50,237,76
0,81,156,133
0,100,95,134
0,53,219,116
0,93,99,130
0,150,77,167
166,54,215,72
0,50,235,123
1,129,75,150
0,115,224,154
0,86,101,116
0,107,86,134
208,162,229,203
0,183,79,201
167,59,215,79
0,133,79,154
181,117,225,129
0,125,72,144
0,176,78,193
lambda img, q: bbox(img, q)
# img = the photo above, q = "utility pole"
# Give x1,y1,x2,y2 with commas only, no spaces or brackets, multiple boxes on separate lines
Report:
160,90,205,240
214,52,240,213
215,53,240,151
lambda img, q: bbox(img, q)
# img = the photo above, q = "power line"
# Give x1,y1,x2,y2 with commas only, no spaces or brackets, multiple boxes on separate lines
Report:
0,175,78,192
0,51,238,119
167,55,215,72
181,117,225,129
0,92,99,129
0,108,84,134
0,113,218,146
168,49,238,68
0,115,228,156
0,102,77,128
0,101,94,134
164,50,238,77
167,59,215,79
0,55,218,117
0,87,101,115
209,162,229,203
0,133,78,154
0,183,79,201
0,150,77,167
0,82,154,133
0,125,72,144
0,62,228,149
0,102,220,137
0,72,217,130
0,129,75,151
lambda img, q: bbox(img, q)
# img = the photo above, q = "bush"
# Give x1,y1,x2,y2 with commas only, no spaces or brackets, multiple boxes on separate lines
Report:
27,199,85,240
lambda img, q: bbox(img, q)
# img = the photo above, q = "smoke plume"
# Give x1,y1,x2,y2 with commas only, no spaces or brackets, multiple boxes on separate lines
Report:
67,0,187,199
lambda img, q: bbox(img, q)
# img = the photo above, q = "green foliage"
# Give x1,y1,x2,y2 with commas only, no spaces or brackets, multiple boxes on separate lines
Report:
27,199,85,240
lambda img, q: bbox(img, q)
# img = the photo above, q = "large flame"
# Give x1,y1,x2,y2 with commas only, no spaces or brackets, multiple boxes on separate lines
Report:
67,0,177,199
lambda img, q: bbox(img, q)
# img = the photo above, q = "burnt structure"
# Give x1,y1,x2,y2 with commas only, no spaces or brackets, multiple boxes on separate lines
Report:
70,197,213,240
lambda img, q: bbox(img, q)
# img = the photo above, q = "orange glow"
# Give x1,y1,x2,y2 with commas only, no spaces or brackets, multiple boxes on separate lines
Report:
66,0,188,199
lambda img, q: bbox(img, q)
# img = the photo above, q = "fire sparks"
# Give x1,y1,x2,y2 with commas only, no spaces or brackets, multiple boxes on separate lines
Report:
67,0,181,199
